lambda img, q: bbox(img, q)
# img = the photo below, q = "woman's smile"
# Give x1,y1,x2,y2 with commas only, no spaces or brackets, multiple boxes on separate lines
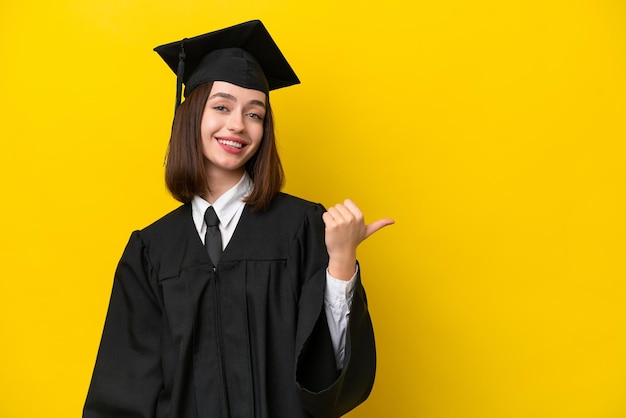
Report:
216,136,246,152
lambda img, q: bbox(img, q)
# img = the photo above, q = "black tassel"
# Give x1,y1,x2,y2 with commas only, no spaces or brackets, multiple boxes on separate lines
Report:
175,39,187,111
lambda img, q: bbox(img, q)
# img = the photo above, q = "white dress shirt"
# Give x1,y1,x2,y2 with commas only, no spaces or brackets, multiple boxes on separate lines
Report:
191,173,355,369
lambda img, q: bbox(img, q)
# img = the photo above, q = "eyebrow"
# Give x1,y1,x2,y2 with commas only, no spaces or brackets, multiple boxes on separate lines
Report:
208,92,266,108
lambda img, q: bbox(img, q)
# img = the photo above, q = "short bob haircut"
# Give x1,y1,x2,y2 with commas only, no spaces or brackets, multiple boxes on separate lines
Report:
165,81,284,211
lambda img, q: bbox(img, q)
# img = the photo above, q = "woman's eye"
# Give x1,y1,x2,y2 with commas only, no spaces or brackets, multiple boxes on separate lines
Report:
213,105,228,112
247,113,264,120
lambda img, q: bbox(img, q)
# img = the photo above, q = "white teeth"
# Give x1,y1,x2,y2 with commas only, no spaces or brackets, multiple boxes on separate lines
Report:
218,139,243,149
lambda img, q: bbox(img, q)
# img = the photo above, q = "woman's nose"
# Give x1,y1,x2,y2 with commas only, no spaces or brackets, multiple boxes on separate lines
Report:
227,112,244,132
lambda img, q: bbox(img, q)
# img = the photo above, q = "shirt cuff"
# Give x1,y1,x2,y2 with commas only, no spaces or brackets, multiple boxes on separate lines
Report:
325,266,358,304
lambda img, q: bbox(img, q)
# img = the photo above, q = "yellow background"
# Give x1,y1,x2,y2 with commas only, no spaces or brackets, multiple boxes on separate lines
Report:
1,0,625,417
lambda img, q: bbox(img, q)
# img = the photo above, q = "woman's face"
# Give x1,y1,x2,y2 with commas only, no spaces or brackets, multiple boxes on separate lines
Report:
200,81,266,180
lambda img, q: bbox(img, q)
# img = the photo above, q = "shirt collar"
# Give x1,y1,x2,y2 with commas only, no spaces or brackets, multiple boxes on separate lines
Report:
191,173,253,231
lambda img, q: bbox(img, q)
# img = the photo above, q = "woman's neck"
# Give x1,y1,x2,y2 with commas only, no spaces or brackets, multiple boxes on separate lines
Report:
203,168,245,204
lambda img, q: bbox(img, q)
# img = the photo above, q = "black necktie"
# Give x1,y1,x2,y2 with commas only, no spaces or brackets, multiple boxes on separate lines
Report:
204,206,222,266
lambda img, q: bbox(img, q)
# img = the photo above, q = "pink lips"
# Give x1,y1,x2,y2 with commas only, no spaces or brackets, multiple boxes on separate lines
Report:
216,137,246,154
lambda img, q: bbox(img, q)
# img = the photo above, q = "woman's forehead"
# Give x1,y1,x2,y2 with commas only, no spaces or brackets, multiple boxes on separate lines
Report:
209,81,268,102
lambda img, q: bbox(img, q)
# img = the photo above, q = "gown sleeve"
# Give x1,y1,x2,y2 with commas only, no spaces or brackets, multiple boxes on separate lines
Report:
292,204,376,418
83,231,164,418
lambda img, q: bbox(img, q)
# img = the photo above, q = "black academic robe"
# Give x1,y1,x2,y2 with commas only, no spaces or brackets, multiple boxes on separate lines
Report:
84,193,376,418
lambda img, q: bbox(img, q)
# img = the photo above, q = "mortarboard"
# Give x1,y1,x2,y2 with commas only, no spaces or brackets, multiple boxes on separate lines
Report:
154,20,300,109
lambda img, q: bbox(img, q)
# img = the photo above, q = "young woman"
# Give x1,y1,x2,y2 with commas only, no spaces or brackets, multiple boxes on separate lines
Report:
84,20,393,418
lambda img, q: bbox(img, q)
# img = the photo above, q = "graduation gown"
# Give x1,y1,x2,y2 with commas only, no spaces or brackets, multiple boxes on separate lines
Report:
84,193,376,418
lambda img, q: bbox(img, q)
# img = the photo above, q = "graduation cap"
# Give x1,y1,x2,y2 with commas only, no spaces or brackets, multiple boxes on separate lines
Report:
154,20,300,109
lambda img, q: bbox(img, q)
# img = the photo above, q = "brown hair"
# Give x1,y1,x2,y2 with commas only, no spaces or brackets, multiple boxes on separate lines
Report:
165,82,284,211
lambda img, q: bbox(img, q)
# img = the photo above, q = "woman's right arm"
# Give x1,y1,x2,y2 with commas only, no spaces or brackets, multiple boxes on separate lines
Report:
83,232,163,418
